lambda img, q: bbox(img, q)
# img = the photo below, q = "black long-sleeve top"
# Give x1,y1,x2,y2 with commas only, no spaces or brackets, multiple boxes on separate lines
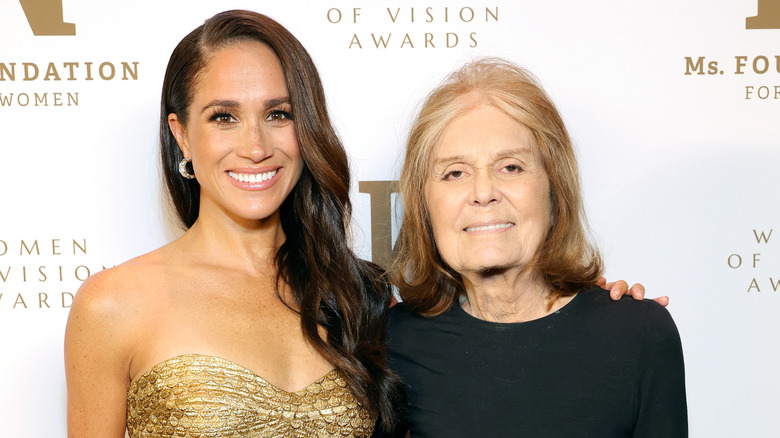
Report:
386,287,688,437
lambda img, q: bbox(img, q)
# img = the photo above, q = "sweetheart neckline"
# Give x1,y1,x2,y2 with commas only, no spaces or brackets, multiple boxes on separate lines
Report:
129,353,340,396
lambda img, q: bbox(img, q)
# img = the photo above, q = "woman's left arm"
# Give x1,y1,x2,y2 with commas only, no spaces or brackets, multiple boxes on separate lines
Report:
633,303,688,437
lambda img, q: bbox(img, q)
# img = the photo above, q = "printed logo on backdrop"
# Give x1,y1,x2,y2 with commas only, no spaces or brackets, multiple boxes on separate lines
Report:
326,6,499,49
359,181,399,268
0,239,112,311
1,0,139,108
727,230,778,292
683,0,780,100
746,0,780,29
18,0,75,35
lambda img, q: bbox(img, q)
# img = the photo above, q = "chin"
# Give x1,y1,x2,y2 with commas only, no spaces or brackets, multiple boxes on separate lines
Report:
225,206,281,223
457,259,516,273
237,200,286,219
467,253,522,268
473,266,513,276
455,253,534,276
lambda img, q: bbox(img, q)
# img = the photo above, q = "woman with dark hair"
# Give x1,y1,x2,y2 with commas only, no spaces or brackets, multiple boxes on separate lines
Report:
387,58,687,437
65,10,403,437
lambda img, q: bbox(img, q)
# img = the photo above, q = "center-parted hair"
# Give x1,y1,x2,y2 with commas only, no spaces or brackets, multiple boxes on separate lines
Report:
159,10,404,430
391,58,603,316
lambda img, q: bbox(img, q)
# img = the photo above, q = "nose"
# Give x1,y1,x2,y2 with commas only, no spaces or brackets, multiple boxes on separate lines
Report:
470,169,502,206
240,121,272,162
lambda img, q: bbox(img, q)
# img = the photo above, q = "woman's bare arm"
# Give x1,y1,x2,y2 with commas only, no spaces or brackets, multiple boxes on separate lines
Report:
64,270,135,437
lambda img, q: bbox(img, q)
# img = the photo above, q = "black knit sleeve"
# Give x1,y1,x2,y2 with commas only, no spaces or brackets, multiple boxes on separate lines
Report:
633,302,688,437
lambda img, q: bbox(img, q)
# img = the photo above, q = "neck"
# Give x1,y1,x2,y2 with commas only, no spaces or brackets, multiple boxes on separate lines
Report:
460,268,568,323
179,203,286,275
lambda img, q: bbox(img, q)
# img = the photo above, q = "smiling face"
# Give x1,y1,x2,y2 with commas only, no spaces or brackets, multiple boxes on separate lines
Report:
168,41,303,225
425,103,551,279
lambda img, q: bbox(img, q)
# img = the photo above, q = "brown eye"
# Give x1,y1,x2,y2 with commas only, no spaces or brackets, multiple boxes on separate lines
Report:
267,110,293,122
443,170,465,181
209,112,237,124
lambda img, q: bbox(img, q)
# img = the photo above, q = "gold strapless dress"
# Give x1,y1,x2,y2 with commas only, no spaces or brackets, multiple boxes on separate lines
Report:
126,354,376,437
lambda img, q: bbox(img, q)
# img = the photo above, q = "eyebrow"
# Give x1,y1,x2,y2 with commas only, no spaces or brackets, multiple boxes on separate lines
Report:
200,99,239,114
432,147,533,167
432,154,466,168
200,96,291,114
264,96,291,108
492,147,534,159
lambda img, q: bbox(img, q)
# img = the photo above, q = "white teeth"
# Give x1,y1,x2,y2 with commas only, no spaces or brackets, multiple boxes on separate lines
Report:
465,223,513,233
228,170,277,183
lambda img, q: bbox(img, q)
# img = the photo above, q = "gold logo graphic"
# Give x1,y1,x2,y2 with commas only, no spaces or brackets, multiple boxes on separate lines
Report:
18,0,75,36
747,0,780,29
359,181,399,268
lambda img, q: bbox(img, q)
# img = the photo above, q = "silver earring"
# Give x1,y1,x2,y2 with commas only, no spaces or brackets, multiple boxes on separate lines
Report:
179,158,195,179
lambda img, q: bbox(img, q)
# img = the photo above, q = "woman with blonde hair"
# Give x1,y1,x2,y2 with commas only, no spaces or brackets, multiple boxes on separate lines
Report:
388,58,687,437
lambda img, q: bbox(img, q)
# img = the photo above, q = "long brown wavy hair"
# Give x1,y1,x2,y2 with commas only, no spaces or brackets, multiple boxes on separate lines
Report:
159,10,405,430
391,58,602,316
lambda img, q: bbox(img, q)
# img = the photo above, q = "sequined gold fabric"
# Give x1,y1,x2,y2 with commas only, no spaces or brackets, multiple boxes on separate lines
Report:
126,354,376,437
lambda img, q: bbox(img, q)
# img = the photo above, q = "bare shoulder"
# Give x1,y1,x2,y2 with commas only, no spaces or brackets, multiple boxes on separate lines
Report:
66,247,171,361
72,250,166,316
64,248,173,438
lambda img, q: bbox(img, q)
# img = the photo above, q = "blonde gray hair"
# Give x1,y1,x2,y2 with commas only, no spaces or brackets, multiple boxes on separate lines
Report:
391,58,602,315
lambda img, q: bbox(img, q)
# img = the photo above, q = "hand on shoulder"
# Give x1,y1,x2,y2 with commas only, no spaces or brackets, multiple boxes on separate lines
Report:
597,277,669,307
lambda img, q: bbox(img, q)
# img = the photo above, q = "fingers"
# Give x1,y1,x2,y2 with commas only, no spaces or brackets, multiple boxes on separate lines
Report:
629,283,646,301
608,280,629,300
653,296,670,307
603,279,669,306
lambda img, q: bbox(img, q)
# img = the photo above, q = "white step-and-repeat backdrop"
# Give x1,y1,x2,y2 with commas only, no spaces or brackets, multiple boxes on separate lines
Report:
1,0,778,436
